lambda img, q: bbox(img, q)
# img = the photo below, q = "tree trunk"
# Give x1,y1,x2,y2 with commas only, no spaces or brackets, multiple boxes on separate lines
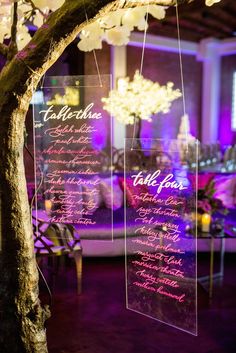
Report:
0,1,189,352
0,101,50,352
136,117,142,140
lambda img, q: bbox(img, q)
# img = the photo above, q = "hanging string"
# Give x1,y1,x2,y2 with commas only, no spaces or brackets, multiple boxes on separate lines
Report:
175,0,188,147
39,38,54,89
83,0,103,87
132,2,150,150
131,1,188,150
39,68,46,91
140,3,150,75
24,143,53,307
18,56,41,79
17,36,54,306
37,262,53,307
17,37,53,94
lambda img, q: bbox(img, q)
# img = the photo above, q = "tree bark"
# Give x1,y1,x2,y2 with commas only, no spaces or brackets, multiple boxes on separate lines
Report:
0,1,191,352
0,102,50,352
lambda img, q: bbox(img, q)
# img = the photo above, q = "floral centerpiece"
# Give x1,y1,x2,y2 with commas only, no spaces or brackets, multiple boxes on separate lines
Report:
187,174,228,234
197,176,228,216
102,70,181,131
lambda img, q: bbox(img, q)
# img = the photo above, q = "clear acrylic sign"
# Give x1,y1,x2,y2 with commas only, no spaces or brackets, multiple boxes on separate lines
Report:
33,75,113,240
125,138,198,335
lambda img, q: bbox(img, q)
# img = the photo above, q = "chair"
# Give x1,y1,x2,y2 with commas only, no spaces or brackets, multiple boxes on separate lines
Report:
222,146,234,171
115,148,144,172
211,143,221,164
32,215,82,294
198,144,207,168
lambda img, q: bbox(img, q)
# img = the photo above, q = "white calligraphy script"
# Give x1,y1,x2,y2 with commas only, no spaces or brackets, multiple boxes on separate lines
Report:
39,103,102,122
131,170,188,195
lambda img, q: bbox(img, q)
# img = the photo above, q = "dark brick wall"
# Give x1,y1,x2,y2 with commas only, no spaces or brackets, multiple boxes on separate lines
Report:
85,42,111,75
126,46,202,141
219,54,236,145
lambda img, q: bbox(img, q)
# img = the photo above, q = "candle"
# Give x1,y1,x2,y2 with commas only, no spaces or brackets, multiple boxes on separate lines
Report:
45,199,52,214
201,213,211,233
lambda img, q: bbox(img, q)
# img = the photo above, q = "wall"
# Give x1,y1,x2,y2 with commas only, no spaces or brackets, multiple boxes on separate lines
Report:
126,46,202,141
219,54,236,146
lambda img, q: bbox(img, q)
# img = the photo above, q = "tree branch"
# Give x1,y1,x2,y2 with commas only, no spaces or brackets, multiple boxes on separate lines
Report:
8,1,18,61
11,2,18,43
0,0,192,110
27,0,47,19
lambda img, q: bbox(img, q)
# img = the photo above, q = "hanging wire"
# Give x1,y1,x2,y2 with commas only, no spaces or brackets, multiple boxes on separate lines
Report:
17,36,54,86
131,2,150,150
17,57,41,79
28,79,54,306
24,143,53,307
176,0,188,148
140,3,150,75
83,0,103,87
37,263,53,307
16,40,54,305
131,1,188,150
39,38,54,89
24,144,44,216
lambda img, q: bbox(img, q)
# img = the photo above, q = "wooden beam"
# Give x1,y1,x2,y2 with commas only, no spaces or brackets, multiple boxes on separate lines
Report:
166,17,212,35
208,6,236,30
166,0,206,17
148,21,204,42
181,14,231,37
222,6,236,26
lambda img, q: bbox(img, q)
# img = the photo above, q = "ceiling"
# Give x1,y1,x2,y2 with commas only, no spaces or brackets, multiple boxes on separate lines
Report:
147,0,236,42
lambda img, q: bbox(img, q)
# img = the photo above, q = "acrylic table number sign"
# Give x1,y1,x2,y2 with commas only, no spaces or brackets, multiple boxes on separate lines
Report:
33,75,113,240
125,138,198,335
